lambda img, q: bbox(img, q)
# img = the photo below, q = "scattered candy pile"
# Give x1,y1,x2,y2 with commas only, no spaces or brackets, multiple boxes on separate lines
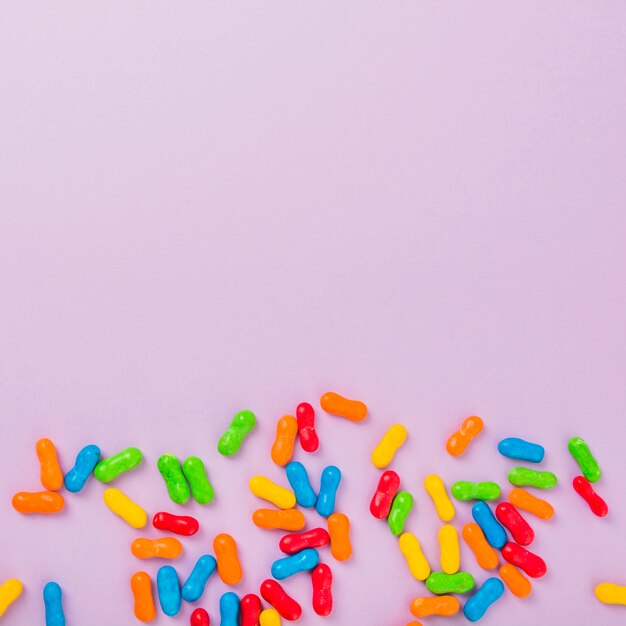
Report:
1,392,624,624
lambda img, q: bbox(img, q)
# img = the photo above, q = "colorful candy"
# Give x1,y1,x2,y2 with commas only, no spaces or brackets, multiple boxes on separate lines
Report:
156,566,181,616
499,564,532,598
508,488,554,520
158,454,190,505
410,596,460,618
424,474,455,521
461,524,498,570
501,542,546,578
218,410,257,457
446,416,483,457
43,582,65,626
131,537,183,559
320,391,367,422
388,491,413,536
280,528,330,554
36,438,64,491
426,572,475,594
568,437,601,482
260,579,302,620
285,462,317,508
327,513,352,561
312,563,333,616
94,447,142,482
272,548,320,579
103,488,147,528
182,554,217,602
399,532,431,581
371,424,408,468
250,476,296,509
260,608,281,626
572,476,608,517
296,402,319,452
495,502,534,545
471,501,507,549
370,470,400,519
64,444,100,493
130,571,156,622
463,577,504,622
595,582,626,606
438,524,460,574
316,465,341,518
12,491,64,515
253,508,306,531
498,438,544,463
271,416,298,467
241,593,262,626
214,533,243,585
451,481,501,502
219,592,240,626
182,456,215,505
0,579,23,618
190,608,210,626
508,467,557,490
153,511,199,536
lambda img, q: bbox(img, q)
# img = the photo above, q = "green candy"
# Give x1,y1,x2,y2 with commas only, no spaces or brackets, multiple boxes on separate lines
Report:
94,447,143,483
388,491,413,536
568,437,601,483
218,410,257,456
508,467,557,490
426,571,475,594
451,481,501,501
158,454,190,504
183,456,215,504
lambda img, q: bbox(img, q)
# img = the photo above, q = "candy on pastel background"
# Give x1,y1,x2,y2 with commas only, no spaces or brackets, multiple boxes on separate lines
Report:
568,437,601,482
451,481,501,502
320,392,368,422
0,578,23,618
94,447,143,482
271,548,320,579
497,437,545,463
103,487,147,528
410,595,460,617
370,470,400,519
218,410,257,457
424,474,455,521
463,577,504,622
260,579,302,621
462,524,499,570
131,537,183,559
426,572,475,595
501,542,546,578
241,593,262,626
285,462,317,508
36,438,64,491
316,465,341,518
371,424,408,468
471,501,507,549
595,582,626,606
12,491,64,515
438,524,460,574
153,511,199,536
508,467,557,490
296,402,319,452
249,476,296,509
190,607,210,626
446,416,483,457
399,532,431,581
157,454,190,505
214,533,243,585
271,416,298,467
130,571,156,623
253,508,306,531
499,564,532,598
279,528,330,554
64,444,100,493
327,513,352,561
388,491,413,536
312,563,333,616
260,608,282,626
182,554,217,602
157,566,181,617
507,488,554,520
220,592,240,626
495,502,534,545
43,582,65,626
182,456,215,505
572,476,608,517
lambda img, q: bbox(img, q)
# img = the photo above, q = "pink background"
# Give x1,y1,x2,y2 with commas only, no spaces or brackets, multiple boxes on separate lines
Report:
1,3,626,625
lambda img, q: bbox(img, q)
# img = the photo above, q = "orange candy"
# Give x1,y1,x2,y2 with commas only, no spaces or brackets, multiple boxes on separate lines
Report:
12,491,64,514
327,513,352,561
214,533,243,585
500,563,532,598
410,596,460,618
131,537,183,560
406,623,423,626
462,523,499,570
445,416,483,456
130,571,156,622
253,508,306,531
320,392,367,422
508,488,554,520
271,416,298,467
36,438,64,491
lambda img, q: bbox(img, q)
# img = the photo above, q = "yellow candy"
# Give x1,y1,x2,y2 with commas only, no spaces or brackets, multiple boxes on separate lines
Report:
103,488,147,528
260,608,282,625
438,524,460,574
0,579,23,618
371,424,408,469
424,474,455,522
595,582,626,606
249,476,296,509
399,532,431,581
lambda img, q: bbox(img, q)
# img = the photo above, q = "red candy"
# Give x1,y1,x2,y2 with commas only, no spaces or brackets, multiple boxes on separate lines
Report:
241,593,262,626
152,511,199,536
369,470,400,519
496,502,534,546
502,542,546,578
260,579,302,621
279,528,330,554
312,563,333,616
190,608,210,626
573,476,608,517
296,402,319,452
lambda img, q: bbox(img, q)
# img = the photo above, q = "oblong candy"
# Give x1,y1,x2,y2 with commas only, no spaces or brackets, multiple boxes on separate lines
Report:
572,476,608,517
328,513,352,561
279,528,330,554
399,532,431,581
595,583,626,606
388,491,413,536
158,454,190,505
241,593,262,626
438,524,460,574
495,502,534,545
463,577,504,622
182,554,217,602
316,466,341,518
131,537,183,559
253,508,306,531
0,579,23,618
260,579,302,620
498,438,544,463
286,462,317,508
214,533,242,585
568,437,601,482
94,447,142,482
271,415,298,467
508,488,554,520
250,476,296,510
370,470,400,519
191,608,210,626
410,595,460,617
446,416,483,457
182,457,215,505
271,548,319,579
424,474,455,521
43,582,65,626
130,571,156,622
220,592,240,626
296,402,319,452
462,524,499,570
471,501,507,549
451,481,500,501
312,563,333,616
218,410,257,456
64,444,100,492
152,511,199,536
371,424,408,468
426,572,475,594
501,542,546,578
12,491,64,515
156,566,181,617
320,391,367,422
36,438,64,491
508,467,557,490
103,488,146,528
499,564,532,598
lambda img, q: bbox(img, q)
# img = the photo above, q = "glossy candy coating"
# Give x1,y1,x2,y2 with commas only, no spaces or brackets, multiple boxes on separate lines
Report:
572,476,608,517
370,470,400,518
36,438,64,491
501,542,546,578
508,467,557,490
271,416,298,467
471,502,507,549
426,572,475,595
498,438,544,463
260,579,302,620
253,508,306,531
132,537,183,559
462,524,499,570
191,608,210,626
43,582,65,626
451,481,501,502
103,488,147,528
285,462,317,508
499,564,532,598
296,402,319,452
214,533,242,585
371,424,408,468
312,563,333,616
12,491,64,515
320,392,367,422
410,595,460,617
327,513,352,561
438,525,460,574
399,532,431,581
424,474,455,521
158,454,190,504
271,548,319,579
183,457,215,505
241,593,262,626
0,579,23,618
260,608,281,626
508,488,554,520
218,410,257,457
463,577,504,622
249,476,296,509
446,416,483,457
64,444,100,493
280,528,330,554
153,511,199,536
130,571,156,622
94,447,143,482
316,465,341,518
495,502,534,545
182,555,217,602
388,491,413,536
595,583,626,606
568,437,601,482
157,566,181,616
219,592,240,626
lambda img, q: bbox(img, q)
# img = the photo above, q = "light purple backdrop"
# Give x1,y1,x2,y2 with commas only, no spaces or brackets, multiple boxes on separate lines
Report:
1,3,625,625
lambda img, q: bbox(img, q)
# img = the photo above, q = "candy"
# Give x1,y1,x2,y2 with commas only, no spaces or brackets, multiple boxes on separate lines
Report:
399,532,431,581
260,608,281,626
424,474,455,521
279,528,330,554
271,548,320,579
501,542,546,578
508,467,557,490
12,491,64,515
103,488,147,528
271,416,298,467
94,447,142,482
260,579,302,620
327,513,352,561
182,554,217,602
370,470,400,519
438,524,460,574
498,438,544,463
253,508,306,531
182,457,215,505
388,491,413,536
471,502,507,549
285,462,317,508
446,416,483,457
250,476,296,509
320,392,367,422
64,444,100,493
131,537,183,559
158,454,190,505
218,410,257,457
214,533,243,585
495,502,534,545
0,579,23,618
508,488,554,520
426,572,475,594
153,511,199,536
572,476,608,517
312,563,333,616
451,481,501,502
463,577,504,622
568,437,601,482
220,592,240,626
410,595,460,617
241,593,262,626
191,608,210,626
461,524,498,570
36,438,64,491
43,582,65,626
499,564,532,598
156,566,181,616
130,571,156,622
595,583,626,606
316,465,341,518
371,424,408,468
296,402,319,452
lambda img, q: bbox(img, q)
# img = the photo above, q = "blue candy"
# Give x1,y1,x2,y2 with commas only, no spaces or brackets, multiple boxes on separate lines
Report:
464,577,505,622
498,438,544,463
64,444,101,492
286,461,317,508
157,565,181,617
182,554,217,602
220,591,240,626
271,548,320,579
44,582,65,626
471,501,507,549
315,465,341,517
